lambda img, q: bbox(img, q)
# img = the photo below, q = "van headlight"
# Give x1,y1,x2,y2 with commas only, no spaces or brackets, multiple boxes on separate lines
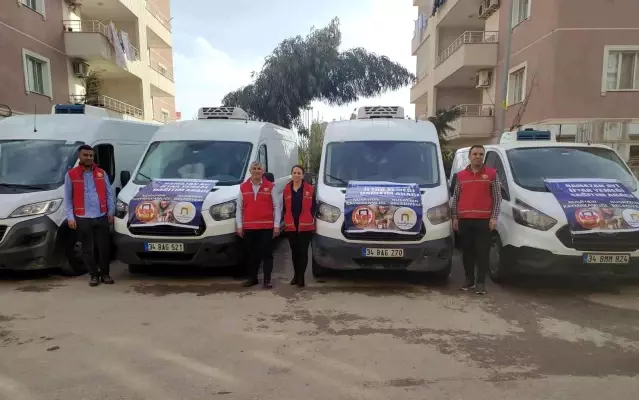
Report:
210,200,236,221
115,199,129,219
512,199,557,231
317,201,341,223
427,202,451,225
9,199,62,218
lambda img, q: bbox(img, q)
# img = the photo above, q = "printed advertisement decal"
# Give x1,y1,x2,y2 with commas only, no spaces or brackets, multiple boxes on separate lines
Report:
545,179,639,234
344,181,423,235
129,179,217,228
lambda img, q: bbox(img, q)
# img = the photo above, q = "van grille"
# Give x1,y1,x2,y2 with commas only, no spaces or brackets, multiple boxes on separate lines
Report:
128,222,205,237
555,225,639,252
341,222,425,242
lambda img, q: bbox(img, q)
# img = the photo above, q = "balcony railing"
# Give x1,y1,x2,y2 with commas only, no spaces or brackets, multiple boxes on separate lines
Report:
63,20,140,61
412,69,430,87
146,1,172,32
452,104,495,117
149,59,174,81
70,95,143,119
435,31,498,66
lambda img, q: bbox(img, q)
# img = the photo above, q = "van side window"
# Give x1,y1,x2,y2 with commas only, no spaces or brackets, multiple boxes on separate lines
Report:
493,155,510,201
484,151,497,168
94,144,116,184
258,144,268,172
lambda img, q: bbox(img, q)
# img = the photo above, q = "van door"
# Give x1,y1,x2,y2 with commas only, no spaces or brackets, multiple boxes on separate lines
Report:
92,142,117,195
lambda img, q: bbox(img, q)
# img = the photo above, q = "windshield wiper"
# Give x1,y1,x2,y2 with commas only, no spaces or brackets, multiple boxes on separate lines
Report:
325,174,348,185
136,172,153,182
0,183,48,190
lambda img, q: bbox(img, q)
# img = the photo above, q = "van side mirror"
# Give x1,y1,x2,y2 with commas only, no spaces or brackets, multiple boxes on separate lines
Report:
263,172,275,182
303,172,316,186
120,170,131,186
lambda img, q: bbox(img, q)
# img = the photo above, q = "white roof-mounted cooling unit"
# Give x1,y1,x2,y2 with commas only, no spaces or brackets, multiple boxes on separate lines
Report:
356,106,405,120
198,107,249,120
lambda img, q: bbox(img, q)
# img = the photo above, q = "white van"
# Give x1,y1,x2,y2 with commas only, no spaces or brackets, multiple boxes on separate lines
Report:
0,104,160,274
312,106,453,279
113,106,298,272
485,129,639,281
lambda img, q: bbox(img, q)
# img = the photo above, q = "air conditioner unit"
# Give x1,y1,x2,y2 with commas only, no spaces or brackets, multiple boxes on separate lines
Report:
198,107,249,120
72,61,90,77
475,70,492,88
479,0,499,19
356,106,405,119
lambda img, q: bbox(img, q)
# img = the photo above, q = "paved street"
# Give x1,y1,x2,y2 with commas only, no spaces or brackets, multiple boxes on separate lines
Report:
1,240,638,400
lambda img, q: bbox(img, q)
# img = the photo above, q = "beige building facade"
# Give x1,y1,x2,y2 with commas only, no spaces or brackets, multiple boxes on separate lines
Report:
0,0,175,123
411,0,639,164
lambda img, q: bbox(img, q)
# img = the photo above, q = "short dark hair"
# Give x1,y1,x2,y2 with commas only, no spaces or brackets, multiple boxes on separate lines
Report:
77,144,93,153
468,145,485,154
291,164,305,174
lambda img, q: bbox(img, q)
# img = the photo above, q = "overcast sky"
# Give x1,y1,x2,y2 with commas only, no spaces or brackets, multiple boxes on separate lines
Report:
171,0,416,123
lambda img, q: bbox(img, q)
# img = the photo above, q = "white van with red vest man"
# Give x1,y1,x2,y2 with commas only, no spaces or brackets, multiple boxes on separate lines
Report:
236,160,282,289
450,144,502,295
64,144,115,287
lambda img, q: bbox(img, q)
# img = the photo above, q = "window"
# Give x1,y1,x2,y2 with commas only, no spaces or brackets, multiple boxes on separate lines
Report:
507,65,526,106
94,144,116,184
604,48,639,91
22,49,52,97
324,141,440,188
133,140,253,186
484,151,510,200
21,0,45,15
512,0,530,27
258,144,268,172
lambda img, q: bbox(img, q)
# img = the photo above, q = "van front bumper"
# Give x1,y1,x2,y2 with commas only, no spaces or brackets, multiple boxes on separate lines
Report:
503,245,639,277
113,232,243,267
0,216,60,271
312,234,453,272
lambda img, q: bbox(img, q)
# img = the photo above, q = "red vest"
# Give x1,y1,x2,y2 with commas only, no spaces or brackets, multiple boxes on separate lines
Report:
456,166,497,219
68,165,108,217
240,178,275,230
283,182,315,232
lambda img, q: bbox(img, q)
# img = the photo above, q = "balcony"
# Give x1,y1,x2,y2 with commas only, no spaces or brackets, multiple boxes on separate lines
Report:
410,70,431,103
445,104,494,143
435,0,490,29
434,31,498,88
149,58,175,97
153,112,176,124
412,16,428,55
63,20,142,78
70,95,144,120
146,1,173,46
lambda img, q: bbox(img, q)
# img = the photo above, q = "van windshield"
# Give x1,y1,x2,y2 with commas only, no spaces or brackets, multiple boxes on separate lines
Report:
323,141,440,187
507,146,637,192
0,140,79,190
133,140,253,186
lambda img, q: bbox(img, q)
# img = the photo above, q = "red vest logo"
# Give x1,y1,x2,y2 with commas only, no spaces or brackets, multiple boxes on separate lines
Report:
574,208,603,229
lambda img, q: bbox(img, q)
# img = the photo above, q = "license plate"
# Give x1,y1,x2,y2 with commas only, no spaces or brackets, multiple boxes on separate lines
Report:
362,248,404,258
145,242,184,252
583,253,630,264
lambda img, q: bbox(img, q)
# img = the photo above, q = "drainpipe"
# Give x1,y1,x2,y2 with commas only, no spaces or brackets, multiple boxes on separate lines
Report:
497,0,515,137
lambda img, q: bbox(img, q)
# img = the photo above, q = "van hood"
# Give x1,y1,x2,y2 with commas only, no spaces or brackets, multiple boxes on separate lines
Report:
118,181,238,209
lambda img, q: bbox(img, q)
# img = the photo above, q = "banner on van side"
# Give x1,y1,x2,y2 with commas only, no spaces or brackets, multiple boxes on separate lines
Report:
344,181,422,235
545,179,639,234
129,179,217,229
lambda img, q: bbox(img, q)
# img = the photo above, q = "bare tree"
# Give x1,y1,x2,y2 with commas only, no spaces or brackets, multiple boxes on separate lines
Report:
509,72,538,131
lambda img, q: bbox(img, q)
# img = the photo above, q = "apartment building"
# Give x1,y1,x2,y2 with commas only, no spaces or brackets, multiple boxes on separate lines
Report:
411,0,639,162
0,0,176,123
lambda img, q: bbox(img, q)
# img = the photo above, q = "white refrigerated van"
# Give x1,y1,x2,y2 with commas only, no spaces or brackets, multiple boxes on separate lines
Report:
113,106,298,273
0,104,160,274
485,129,639,282
312,106,454,279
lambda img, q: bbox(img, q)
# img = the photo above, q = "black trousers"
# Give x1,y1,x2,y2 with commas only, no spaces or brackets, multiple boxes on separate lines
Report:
287,231,313,279
244,229,274,281
458,218,491,284
76,216,111,276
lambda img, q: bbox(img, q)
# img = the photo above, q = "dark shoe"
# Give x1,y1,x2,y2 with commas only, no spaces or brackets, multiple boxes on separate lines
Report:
89,275,100,287
290,276,298,285
263,279,273,289
101,275,114,284
475,283,487,295
460,279,475,291
243,279,259,288
297,277,305,288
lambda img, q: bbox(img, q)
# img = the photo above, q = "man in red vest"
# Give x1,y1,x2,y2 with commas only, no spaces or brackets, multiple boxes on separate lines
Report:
64,145,115,287
236,161,282,288
451,145,502,295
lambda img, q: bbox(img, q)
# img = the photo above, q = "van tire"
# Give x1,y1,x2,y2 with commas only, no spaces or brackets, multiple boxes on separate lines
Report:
58,232,87,276
488,235,513,284
312,258,328,278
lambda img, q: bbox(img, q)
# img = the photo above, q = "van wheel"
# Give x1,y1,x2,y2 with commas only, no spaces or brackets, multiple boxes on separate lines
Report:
128,264,146,274
59,236,87,276
312,258,329,278
489,235,512,284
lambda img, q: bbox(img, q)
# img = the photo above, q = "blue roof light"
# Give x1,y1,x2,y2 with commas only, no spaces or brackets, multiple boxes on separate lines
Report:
516,129,551,141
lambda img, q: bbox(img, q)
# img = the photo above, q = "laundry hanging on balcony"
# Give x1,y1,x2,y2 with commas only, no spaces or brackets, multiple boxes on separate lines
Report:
108,22,127,69
120,31,136,62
